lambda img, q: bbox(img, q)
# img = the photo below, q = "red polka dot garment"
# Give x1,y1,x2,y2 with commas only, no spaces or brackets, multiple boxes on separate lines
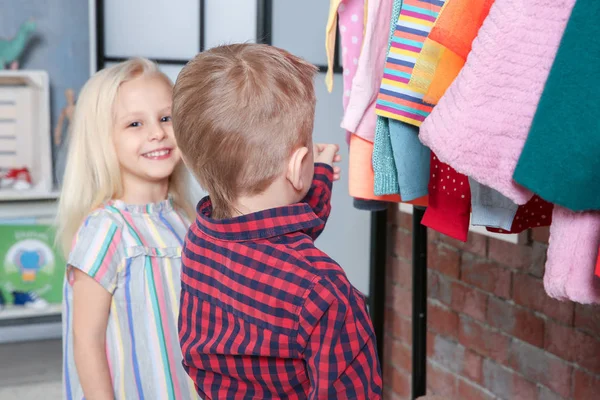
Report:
421,153,471,242
487,195,554,234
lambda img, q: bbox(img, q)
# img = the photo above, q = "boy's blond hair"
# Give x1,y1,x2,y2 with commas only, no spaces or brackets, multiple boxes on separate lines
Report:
172,44,318,218
56,58,194,256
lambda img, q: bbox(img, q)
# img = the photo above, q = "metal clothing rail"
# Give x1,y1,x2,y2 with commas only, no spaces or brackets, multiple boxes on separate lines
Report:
369,207,428,400
412,207,428,399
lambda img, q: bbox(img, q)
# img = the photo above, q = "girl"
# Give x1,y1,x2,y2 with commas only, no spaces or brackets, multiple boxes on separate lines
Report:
56,58,198,400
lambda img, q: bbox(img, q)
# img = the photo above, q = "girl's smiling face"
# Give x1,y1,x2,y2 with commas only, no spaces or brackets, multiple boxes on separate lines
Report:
112,74,181,192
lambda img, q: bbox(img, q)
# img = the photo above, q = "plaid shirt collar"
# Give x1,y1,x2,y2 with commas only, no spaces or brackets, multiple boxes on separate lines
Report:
194,197,324,241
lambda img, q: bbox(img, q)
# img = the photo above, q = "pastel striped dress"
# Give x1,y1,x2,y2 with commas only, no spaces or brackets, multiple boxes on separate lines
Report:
375,0,446,126
62,198,198,400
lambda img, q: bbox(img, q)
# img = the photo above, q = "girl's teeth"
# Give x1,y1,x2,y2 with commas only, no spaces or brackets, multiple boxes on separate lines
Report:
145,150,170,157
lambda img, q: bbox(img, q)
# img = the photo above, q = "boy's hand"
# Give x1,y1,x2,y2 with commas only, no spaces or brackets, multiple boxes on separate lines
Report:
314,143,342,181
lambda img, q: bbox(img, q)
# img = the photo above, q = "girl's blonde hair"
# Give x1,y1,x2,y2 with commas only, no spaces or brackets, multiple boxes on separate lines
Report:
56,58,194,256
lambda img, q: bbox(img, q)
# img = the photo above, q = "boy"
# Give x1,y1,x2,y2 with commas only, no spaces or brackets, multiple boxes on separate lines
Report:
173,43,382,399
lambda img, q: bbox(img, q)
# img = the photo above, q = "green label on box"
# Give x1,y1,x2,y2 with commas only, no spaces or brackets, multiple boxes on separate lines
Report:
0,225,65,304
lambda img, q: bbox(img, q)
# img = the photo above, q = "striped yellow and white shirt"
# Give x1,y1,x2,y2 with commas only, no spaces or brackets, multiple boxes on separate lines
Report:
62,198,198,400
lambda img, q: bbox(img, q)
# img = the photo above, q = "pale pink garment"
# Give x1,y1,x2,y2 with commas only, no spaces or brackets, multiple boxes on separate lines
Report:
544,207,600,304
338,0,365,110
338,0,365,144
341,0,394,142
419,0,576,204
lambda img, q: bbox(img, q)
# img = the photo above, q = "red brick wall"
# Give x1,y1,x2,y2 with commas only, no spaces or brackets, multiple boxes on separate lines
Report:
384,207,600,400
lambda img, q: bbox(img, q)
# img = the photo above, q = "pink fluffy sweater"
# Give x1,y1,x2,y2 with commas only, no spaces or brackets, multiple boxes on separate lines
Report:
545,208,600,304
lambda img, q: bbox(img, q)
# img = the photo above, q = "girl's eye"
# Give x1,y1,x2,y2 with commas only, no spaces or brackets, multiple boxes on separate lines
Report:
161,116,172,122
129,121,141,128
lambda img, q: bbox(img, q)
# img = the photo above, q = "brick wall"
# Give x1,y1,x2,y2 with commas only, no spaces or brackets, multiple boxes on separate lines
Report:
384,207,600,400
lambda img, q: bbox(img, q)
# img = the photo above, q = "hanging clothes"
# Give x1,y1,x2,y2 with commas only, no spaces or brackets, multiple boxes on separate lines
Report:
469,178,518,232
389,120,429,201
596,250,600,279
407,0,495,104
325,0,365,145
325,0,345,92
374,0,446,126
350,134,428,206
372,0,431,199
418,43,463,105
350,133,401,202
374,0,490,203
405,37,449,104
421,153,471,242
486,195,554,234
419,0,576,205
336,0,366,100
427,0,494,59
341,0,394,142
372,0,403,196
543,207,600,304
513,0,600,212
373,114,400,196
340,0,367,144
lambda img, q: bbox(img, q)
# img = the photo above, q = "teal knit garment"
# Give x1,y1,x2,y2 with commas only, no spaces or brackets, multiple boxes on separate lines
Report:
513,0,600,211
372,0,403,196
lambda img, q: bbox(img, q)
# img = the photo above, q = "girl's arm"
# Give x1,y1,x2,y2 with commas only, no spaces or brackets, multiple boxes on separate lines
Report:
71,267,114,400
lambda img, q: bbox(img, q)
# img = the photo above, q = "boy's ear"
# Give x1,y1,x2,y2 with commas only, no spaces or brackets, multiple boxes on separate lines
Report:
286,146,309,192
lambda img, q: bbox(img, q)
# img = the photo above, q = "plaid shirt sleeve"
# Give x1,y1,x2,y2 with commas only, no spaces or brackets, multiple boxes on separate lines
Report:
298,275,383,399
301,163,334,240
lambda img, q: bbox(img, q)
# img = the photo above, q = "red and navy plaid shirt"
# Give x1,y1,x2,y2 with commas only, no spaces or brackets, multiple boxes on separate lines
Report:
179,163,382,399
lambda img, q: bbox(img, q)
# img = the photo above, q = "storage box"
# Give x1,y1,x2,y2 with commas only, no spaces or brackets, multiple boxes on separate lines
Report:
0,70,54,201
